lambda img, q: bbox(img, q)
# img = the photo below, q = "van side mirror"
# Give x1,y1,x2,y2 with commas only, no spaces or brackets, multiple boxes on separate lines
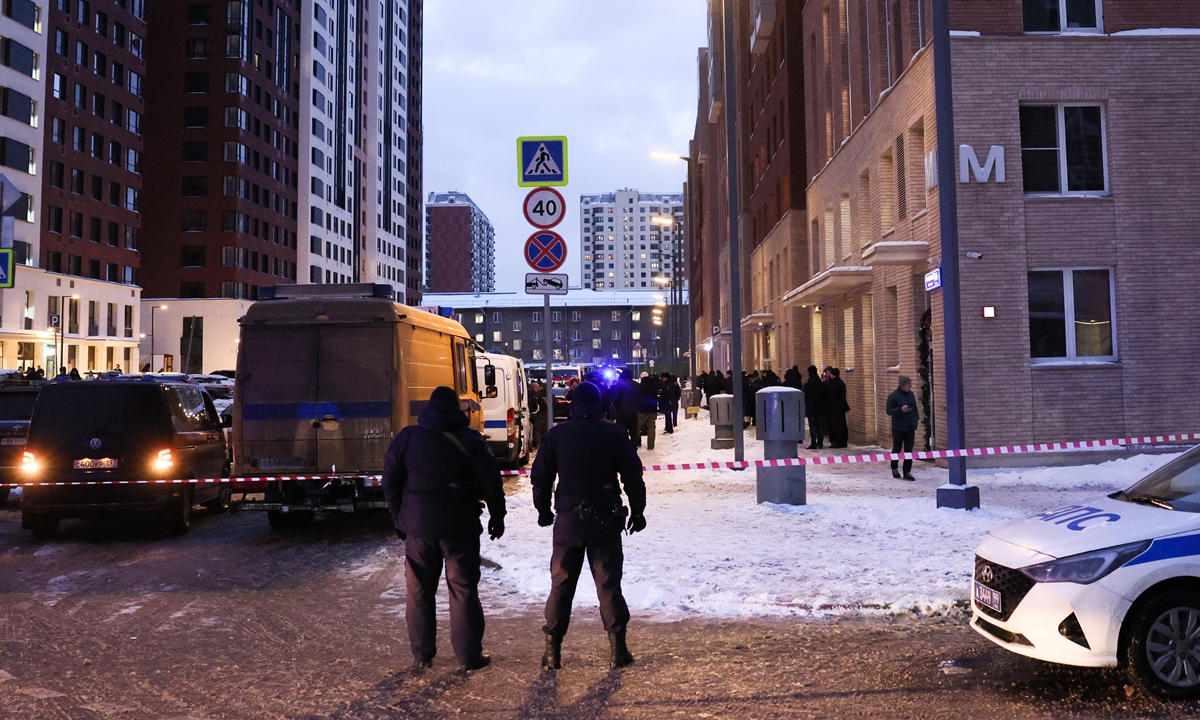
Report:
484,364,497,387
485,387,498,399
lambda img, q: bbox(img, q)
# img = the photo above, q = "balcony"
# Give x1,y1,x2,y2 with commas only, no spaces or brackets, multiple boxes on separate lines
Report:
862,241,929,266
750,0,777,55
740,312,775,329
782,266,874,307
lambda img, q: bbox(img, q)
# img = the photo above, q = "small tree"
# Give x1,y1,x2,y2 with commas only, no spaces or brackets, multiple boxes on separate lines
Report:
917,309,934,451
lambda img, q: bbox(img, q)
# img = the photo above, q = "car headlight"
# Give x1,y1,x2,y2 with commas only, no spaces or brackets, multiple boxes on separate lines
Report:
1020,540,1151,584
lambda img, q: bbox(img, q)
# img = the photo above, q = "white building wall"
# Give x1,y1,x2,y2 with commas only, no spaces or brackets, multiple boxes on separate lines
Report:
138,298,252,374
579,189,685,291
0,0,46,262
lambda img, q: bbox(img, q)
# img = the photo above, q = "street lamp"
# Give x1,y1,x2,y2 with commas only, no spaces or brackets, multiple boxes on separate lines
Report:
150,304,167,372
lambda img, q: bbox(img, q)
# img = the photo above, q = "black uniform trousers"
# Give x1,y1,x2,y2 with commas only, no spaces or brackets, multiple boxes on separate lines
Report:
891,429,916,474
543,511,629,637
618,415,639,448
405,534,485,664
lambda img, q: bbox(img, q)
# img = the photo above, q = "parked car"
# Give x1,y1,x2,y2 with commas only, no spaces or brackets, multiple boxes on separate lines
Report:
972,446,1200,699
0,381,43,508
20,378,230,539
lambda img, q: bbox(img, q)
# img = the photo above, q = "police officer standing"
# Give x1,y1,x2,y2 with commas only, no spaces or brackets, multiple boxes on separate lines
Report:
382,386,506,671
531,381,646,670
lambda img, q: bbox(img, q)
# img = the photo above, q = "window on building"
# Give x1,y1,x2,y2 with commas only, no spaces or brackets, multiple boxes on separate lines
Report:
1020,104,1106,194
512,321,521,332
474,312,484,324
180,211,206,232
1023,0,1099,33
611,311,621,322
183,106,209,128
183,140,208,162
1,38,37,78
181,176,208,197
1028,268,1115,362
185,4,211,24
492,331,501,342
611,330,621,341
631,311,641,321
551,311,561,323
512,339,522,351
180,245,206,267
183,72,209,93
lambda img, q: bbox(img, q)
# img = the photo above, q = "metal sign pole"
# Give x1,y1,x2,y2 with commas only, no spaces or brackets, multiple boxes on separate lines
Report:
543,294,553,431
722,0,745,463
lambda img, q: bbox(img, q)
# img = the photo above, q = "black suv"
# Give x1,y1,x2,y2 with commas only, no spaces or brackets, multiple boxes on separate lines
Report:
0,382,43,508
20,379,230,539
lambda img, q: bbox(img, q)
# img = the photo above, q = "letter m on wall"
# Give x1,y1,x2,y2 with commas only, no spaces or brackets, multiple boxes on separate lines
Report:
959,145,1005,184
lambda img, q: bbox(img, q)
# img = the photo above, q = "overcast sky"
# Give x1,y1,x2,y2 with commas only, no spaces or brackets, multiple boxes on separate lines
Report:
423,0,707,293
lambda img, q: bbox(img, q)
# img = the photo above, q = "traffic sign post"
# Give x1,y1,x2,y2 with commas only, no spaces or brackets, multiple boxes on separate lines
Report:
524,231,567,273
517,136,568,187
523,187,565,229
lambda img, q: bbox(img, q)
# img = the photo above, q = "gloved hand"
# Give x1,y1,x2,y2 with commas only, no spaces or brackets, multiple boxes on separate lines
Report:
488,517,505,540
627,514,647,534
538,510,555,527
396,529,407,541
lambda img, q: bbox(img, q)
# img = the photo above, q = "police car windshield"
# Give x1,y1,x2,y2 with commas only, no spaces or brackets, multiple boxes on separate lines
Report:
1121,448,1200,513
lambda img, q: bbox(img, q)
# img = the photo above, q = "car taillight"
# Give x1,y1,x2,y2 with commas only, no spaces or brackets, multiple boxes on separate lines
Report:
153,449,173,471
507,408,517,442
21,451,38,474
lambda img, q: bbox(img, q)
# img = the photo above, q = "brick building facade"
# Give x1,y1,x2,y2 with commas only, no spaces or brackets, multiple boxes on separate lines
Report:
424,192,494,293
690,0,1200,448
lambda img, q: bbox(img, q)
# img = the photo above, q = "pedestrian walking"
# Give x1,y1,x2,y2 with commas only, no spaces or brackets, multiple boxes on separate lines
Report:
659,373,680,434
636,373,660,449
531,381,647,670
529,382,548,450
802,366,827,449
886,376,920,481
605,369,641,446
381,386,506,671
825,367,850,448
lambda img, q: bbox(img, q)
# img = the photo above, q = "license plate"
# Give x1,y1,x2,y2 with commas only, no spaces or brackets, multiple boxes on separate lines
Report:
73,458,118,470
1,437,25,445
973,581,1003,613
258,457,304,471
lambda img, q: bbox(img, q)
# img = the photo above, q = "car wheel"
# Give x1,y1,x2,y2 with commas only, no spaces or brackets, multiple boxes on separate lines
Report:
165,489,192,536
25,514,58,541
1126,589,1200,700
204,486,232,514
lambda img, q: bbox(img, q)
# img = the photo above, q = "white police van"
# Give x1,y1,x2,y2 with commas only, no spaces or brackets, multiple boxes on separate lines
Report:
972,447,1200,699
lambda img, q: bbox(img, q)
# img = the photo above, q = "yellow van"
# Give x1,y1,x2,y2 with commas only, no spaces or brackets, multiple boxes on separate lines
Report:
232,284,484,528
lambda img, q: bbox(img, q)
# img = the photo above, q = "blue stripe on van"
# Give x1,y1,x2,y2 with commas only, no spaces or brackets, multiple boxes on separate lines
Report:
242,402,392,422
483,420,507,429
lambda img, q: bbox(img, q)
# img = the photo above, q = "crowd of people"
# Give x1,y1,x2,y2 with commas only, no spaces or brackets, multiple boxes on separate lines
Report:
527,369,685,452
11,365,125,382
694,365,850,447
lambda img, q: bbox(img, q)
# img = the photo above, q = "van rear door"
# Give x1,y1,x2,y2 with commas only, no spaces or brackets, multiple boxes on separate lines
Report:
238,326,319,473
314,324,393,473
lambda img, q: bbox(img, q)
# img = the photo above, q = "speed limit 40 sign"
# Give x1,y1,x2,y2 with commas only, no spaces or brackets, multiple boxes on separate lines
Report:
523,187,565,230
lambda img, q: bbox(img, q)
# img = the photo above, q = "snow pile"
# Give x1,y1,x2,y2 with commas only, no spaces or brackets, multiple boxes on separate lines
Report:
470,412,1175,620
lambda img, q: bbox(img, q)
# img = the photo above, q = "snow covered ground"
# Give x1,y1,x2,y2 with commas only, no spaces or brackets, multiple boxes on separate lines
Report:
466,412,1180,621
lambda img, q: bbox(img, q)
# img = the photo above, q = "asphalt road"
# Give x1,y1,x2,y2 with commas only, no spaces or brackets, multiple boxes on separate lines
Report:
1,498,1198,720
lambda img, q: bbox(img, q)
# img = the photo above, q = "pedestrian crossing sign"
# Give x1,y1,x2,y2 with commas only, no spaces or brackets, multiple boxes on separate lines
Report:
0,249,13,289
518,136,568,187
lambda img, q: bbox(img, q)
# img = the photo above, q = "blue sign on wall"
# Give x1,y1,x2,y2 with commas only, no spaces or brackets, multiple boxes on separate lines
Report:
924,267,943,292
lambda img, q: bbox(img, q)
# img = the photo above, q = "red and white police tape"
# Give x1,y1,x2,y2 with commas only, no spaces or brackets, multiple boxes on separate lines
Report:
5,432,1200,487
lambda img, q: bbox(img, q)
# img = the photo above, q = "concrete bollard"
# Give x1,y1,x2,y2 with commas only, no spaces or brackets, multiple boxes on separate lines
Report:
709,393,735,450
755,387,806,505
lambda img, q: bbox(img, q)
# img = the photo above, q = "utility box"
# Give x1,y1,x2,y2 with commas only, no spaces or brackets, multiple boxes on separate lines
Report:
709,393,735,450
755,387,806,505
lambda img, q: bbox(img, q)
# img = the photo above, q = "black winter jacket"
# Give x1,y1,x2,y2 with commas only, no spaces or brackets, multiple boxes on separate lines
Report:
381,401,505,540
531,402,646,546
886,389,920,432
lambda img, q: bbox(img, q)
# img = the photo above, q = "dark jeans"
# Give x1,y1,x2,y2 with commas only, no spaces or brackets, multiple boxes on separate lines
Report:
405,534,485,664
891,429,916,474
806,414,825,447
544,540,629,638
619,416,639,447
663,407,677,432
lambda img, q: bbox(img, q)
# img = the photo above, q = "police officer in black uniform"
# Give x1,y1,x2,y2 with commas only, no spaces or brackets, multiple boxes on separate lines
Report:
531,381,646,669
382,386,506,671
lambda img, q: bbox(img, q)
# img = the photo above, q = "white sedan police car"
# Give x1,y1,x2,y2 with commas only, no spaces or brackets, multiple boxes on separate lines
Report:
972,447,1200,699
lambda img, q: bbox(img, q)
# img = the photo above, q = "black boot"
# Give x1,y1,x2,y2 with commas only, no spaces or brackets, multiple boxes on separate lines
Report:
892,467,901,479
542,634,562,670
608,630,634,669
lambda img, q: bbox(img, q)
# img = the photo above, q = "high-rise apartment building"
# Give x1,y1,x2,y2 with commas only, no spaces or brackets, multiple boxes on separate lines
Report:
424,191,494,293
401,0,422,305
298,0,416,304
579,189,684,291
140,0,301,301
42,0,145,284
